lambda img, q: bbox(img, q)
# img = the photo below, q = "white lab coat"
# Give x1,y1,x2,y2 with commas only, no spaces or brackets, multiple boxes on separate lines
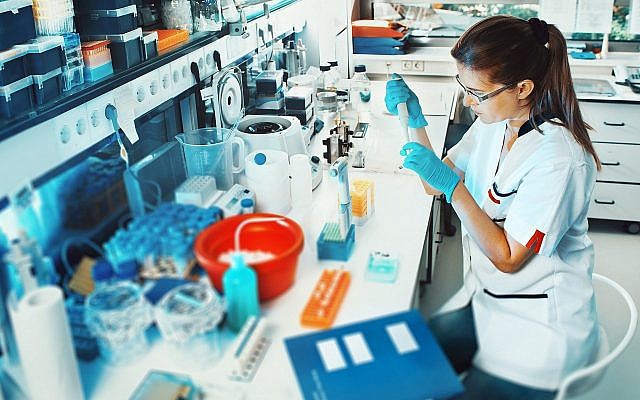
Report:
443,117,599,390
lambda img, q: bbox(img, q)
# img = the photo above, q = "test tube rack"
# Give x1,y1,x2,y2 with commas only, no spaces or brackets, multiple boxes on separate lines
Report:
300,269,351,329
224,316,270,382
351,179,375,225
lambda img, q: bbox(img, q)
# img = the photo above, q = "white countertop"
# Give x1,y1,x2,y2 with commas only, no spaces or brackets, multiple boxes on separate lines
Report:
77,81,456,400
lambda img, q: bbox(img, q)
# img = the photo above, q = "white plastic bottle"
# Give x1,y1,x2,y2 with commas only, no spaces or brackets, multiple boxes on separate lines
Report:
289,154,313,208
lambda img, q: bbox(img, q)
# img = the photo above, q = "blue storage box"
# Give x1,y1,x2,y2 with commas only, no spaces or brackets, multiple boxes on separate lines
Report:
0,0,37,51
33,67,63,106
78,5,138,35
84,61,114,82
0,46,27,86
83,28,143,71
142,31,158,60
76,0,135,13
17,36,65,75
0,76,34,119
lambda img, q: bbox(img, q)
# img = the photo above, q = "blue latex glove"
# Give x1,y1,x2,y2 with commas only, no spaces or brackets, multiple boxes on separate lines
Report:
385,74,428,128
401,142,460,202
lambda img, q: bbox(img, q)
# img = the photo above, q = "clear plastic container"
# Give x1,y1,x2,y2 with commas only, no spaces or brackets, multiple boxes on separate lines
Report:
161,0,193,33
191,0,222,32
84,281,153,364
351,64,371,113
155,282,225,367
320,63,337,91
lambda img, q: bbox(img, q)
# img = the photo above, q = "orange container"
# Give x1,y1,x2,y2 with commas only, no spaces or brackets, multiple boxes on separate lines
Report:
154,29,189,52
194,213,304,301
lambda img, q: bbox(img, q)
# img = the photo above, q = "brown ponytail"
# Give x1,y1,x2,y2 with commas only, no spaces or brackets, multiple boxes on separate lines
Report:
451,15,601,169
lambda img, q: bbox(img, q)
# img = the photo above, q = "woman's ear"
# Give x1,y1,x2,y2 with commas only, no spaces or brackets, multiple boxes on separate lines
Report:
517,79,535,100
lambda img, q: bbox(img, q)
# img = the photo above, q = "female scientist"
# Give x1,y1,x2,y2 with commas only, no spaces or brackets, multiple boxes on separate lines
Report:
385,16,601,399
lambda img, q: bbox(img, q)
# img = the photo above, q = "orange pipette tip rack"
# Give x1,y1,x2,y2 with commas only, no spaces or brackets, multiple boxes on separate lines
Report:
300,269,350,329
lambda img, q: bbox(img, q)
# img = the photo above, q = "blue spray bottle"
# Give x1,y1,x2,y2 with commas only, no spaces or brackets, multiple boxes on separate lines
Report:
223,217,286,331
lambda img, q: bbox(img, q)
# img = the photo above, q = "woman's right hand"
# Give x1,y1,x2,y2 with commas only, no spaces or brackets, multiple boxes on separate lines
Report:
385,74,428,128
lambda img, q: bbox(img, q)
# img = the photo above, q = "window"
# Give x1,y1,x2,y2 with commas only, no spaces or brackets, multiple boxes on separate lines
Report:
372,1,638,42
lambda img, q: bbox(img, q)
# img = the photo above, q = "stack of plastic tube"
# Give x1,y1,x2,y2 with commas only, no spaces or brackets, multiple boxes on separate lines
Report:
103,203,223,274
32,0,76,35
61,33,84,91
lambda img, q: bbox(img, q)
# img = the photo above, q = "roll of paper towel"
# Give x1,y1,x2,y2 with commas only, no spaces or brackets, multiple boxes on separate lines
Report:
9,286,84,400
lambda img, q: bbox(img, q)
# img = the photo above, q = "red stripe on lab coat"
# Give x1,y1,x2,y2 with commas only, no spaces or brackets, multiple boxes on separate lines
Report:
487,189,500,204
526,230,545,254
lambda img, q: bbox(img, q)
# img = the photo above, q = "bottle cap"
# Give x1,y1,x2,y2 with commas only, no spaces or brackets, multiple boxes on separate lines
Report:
92,260,114,282
319,64,330,72
354,64,366,73
311,155,320,164
328,60,338,67
254,152,267,165
241,198,254,208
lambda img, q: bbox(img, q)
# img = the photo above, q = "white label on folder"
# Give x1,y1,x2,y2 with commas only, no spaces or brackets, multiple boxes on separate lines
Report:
386,322,419,355
343,332,374,365
316,339,347,372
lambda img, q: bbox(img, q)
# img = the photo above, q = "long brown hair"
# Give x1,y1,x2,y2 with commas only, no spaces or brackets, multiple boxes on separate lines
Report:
451,15,601,169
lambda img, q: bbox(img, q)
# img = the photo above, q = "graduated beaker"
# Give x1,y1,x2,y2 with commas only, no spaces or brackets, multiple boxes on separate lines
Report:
175,128,245,190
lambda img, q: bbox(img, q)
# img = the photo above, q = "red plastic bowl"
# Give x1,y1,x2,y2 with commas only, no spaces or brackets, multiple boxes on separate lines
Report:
194,213,304,301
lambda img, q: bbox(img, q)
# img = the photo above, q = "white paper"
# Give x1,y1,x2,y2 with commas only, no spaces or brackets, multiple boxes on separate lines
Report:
9,287,84,400
539,0,577,33
630,0,640,34
343,332,374,365
114,87,140,145
386,322,419,355
575,0,614,34
316,338,347,372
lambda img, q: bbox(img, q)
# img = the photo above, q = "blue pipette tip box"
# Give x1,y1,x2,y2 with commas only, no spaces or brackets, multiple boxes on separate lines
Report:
366,251,399,283
317,223,355,261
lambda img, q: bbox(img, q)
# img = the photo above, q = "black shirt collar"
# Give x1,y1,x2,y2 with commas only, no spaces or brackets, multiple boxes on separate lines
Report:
517,114,555,137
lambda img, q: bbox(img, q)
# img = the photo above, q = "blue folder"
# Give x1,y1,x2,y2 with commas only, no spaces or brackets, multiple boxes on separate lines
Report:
352,37,406,47
352,45,405,55
284,310,464,400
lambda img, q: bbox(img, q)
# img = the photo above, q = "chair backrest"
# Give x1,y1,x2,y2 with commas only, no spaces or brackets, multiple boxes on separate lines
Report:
555,273,638,400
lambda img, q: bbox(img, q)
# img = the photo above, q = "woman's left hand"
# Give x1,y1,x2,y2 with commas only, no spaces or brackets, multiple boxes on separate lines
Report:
401,142,460,202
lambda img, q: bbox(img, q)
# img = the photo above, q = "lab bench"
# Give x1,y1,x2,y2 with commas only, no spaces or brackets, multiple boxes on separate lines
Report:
70,81,455,399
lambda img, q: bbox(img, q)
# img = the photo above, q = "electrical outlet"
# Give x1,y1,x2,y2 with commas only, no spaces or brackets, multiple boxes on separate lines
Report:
412,61,424,72
402,60,413,71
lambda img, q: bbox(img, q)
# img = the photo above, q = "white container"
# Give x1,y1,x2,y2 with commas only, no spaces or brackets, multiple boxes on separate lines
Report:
245,150,291,214
290,154,312,209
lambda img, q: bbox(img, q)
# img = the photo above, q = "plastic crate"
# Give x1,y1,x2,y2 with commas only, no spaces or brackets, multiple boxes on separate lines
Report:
0,76,34,119
17,35,66,75
0,46,27,86
33,67,63,106
0,0,37,51
82,28,143,71
78,5,137,36
155,29,189,52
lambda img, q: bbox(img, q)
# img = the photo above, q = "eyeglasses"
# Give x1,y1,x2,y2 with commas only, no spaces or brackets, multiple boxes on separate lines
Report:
455,74,516,104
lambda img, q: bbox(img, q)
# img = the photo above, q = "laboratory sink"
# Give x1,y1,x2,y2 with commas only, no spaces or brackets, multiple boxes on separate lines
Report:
573,78,617,97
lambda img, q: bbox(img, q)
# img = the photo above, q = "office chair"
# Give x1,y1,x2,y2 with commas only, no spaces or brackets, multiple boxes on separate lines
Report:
555,273,638,400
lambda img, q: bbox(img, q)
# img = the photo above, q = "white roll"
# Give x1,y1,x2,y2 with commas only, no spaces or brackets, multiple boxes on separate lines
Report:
9,286,84,400
289,154,313,208
247,175,291,215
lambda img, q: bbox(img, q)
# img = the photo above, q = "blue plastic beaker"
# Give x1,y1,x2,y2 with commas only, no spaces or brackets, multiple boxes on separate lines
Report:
175,128,245,190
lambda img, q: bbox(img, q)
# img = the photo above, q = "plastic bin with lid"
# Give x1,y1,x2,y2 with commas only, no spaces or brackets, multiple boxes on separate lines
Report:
0,0,37,51
154,29,189,52
82,28,143,71
0,76,34,119
16,36,65,75
0,47,28,86
76,0,134,13
142,31,158,60
84,61,114,82
33,67,63,106
81,40,112,68
78,5,138,36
